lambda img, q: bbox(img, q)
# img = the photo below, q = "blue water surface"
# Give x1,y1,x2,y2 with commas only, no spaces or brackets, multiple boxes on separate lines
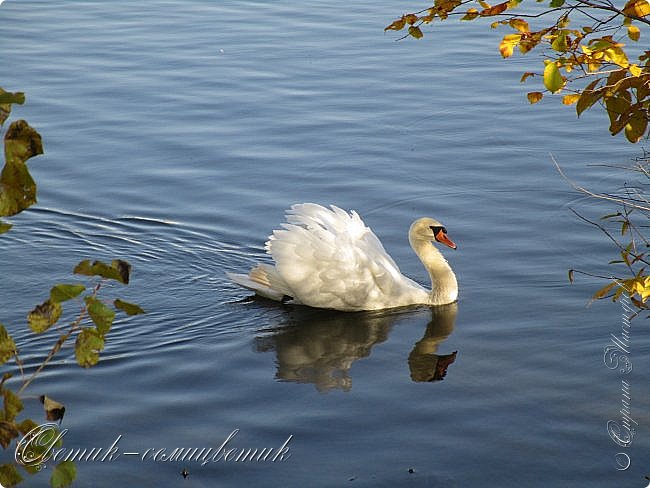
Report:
2,1,649,486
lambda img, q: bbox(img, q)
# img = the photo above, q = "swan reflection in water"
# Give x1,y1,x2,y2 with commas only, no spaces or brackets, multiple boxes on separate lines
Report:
254,302,458,392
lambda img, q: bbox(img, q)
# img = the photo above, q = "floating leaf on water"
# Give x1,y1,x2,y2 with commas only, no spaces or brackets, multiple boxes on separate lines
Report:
114,299,145,316
28,300,62,334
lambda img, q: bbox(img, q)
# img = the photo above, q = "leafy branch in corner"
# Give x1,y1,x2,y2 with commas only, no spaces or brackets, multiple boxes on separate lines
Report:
0,88,144,487
386,0,650,143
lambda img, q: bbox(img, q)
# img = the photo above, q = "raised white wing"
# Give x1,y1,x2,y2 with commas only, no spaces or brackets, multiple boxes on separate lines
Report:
266,204,424,310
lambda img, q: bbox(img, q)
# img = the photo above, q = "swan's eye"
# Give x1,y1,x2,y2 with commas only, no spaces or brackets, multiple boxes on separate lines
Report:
430,225,446,236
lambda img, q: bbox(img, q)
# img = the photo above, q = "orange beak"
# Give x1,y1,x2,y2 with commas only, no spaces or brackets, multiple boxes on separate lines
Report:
435,229,457,250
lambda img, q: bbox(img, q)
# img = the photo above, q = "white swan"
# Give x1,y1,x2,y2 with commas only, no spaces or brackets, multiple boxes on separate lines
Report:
227,203,458,311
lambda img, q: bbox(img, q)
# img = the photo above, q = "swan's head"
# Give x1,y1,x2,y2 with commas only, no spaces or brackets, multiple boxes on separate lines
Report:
409,218,457,250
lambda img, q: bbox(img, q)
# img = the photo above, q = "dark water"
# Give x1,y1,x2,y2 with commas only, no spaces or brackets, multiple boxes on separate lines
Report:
2,1,650,486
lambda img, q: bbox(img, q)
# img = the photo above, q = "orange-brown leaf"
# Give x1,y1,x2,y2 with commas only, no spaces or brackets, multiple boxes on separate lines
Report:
562,94,581,105
480,1,508,16
404,13,419,25
385,18,406,31
527,92,544,104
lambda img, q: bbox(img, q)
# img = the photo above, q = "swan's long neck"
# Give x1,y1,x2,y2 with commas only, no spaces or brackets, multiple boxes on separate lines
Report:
409,236,458,306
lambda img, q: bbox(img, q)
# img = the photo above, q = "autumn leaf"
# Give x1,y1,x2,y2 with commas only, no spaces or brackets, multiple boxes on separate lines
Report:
499,33,521,58
385,18,406,31
409,26,424,39
404,13,419,25
623,0,650,18
527,92,544,104
562,94,580,105
461,8,480,20
627,25,641,41
480,1,508,16
543,61,564,93
508,18,529,32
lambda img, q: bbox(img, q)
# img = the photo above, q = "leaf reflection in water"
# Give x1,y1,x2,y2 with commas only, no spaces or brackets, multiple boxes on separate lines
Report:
254,303,458,392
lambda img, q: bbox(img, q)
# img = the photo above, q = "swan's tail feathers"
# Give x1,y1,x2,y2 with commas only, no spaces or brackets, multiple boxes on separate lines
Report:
226,264,294,302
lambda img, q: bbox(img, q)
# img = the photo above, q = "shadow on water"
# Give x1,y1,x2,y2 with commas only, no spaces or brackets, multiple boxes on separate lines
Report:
253,302,458,392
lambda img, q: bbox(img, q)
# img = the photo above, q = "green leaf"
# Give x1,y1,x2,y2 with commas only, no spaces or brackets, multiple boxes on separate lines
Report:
84,297,115,336
3,389,23,422
0,463,23,487
73,259,131,284
50,284,86,303
0,91,25,106
0,120,43,217
0,220,12,234
114,299,145,316
543,61,564,93
50,461,76,488
625,110,648,143
550,0,565,6
0,422,19,449
28,299,62,334
0,325,16,365
75,328,104,368
16,418,38,436
0,88,26,128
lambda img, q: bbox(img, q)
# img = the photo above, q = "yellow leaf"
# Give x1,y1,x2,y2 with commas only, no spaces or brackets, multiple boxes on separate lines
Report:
461,8,480,20
623,0,650,18
499,33,521,58
629,64,642,76
628,24,641,41
527,91,544,104
543,61,564,93
509,18,529,32
592,281,618,300
562,94,580,105
605,47,630,68
478,0,492,9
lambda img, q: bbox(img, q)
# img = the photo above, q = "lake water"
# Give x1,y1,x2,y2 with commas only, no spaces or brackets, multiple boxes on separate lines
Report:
2,1,650,486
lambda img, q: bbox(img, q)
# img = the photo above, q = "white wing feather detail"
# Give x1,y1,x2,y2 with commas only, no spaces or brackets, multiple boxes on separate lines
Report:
264,204,426,310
